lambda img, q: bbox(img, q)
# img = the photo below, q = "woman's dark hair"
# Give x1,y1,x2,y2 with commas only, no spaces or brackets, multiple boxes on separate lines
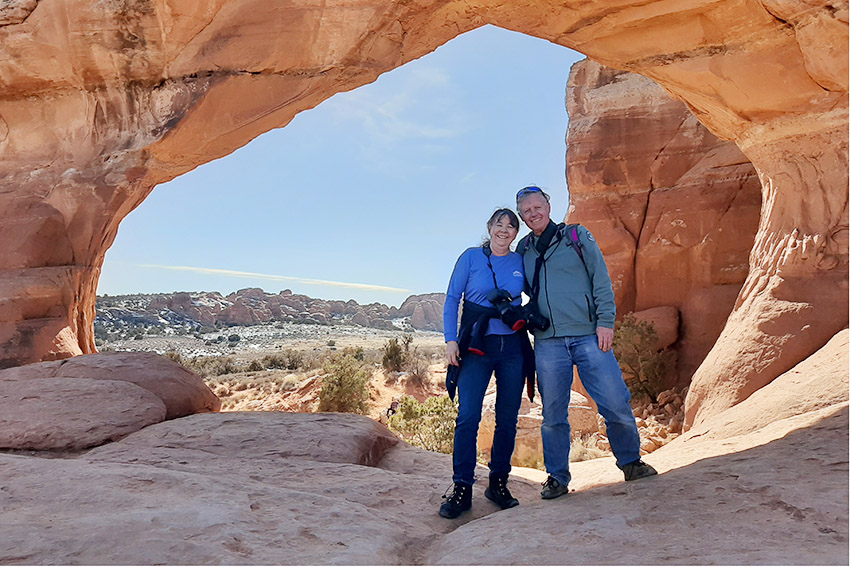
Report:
486,208,520,231
482,208,520,247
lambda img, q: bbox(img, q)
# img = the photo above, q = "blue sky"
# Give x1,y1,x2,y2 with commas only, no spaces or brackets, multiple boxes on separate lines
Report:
98,26,585,307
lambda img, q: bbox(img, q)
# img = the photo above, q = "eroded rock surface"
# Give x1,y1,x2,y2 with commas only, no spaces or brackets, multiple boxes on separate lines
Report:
0,352,219,449
0,412,538,565
1,341,846,565
566,58,762,385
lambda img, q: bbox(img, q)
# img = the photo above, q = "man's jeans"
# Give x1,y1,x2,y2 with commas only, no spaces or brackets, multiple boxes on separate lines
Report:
535,334,641,486
452,333,525,485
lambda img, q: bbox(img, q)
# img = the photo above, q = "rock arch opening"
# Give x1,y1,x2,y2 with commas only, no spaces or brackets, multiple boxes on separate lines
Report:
96,26,580,308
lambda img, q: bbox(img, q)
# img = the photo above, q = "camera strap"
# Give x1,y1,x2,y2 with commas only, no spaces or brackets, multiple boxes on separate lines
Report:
482,245,501,294
529,221,562,303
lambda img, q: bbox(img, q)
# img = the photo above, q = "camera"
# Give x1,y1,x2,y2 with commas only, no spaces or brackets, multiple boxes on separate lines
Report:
486,288,527,331
522,303,550,332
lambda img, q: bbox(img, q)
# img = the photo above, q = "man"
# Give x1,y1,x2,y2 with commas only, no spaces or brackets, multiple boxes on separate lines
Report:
515,185,657,499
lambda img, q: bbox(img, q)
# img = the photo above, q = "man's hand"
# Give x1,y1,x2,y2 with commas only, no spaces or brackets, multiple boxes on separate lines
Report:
597,326,614,352
446,341,460,366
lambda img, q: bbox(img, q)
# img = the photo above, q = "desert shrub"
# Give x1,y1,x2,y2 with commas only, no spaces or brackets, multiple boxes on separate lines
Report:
405,355,431,387
165,352,242,377
317,354,372,414
382,338,406,372
388,395,457,454
227,333,241,343
613,314,677,402
342,346,365,361
258,352,302,371
382,335,431,386
164,350,186,366
247,359,264,372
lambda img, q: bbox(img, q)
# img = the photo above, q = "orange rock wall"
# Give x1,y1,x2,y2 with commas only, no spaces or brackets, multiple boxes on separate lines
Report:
0,0,847,427
565,59,763,384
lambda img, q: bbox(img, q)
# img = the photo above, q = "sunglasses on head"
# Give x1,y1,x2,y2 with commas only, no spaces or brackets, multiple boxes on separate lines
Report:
516,186,543,200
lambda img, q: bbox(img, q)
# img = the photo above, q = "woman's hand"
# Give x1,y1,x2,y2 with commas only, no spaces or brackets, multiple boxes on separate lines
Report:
445,341,460,366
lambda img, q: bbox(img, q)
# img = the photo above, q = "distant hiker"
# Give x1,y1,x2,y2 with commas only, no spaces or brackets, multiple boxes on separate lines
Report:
515,185,657,500
439,208,535,519
386,399,399,419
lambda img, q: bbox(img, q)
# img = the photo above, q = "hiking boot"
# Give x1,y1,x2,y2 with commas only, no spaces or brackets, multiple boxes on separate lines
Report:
540,476,570,500
622,459,658,481
484,474,519,510
439,482,472,519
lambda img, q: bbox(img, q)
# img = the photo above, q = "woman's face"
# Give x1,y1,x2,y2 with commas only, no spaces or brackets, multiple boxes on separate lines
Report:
489,214,519,249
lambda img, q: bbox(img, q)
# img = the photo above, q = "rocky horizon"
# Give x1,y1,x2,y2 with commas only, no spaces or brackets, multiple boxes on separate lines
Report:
95,288,446,338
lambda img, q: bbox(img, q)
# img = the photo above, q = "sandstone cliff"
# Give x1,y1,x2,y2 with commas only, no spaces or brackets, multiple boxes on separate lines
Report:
0,1,846,428
565,59,763,385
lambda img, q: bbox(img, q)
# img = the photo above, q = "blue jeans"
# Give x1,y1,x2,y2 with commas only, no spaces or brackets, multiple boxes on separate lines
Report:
535,334,641,486
452,333,525,485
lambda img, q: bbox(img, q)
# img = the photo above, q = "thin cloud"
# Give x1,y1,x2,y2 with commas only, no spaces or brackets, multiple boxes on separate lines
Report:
326,64,470,145
138,264,412,293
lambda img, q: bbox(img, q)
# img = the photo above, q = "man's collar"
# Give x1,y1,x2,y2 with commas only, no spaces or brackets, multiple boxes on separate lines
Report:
531,220,557,241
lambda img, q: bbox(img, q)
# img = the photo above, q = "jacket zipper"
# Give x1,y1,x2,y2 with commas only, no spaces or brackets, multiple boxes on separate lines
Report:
542,250,556,336
585,295,593,322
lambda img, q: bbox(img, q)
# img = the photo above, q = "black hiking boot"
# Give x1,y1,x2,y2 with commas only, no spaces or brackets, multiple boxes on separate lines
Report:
621,459,658,481
439,482,472,519
540,475,570,500
484,474,519,509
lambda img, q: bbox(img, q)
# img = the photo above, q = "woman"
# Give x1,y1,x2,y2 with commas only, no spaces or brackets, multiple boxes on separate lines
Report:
439,208,534,519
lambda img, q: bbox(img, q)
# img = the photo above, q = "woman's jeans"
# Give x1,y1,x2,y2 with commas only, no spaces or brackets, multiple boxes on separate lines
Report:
452,333,525,485
535,334,641,486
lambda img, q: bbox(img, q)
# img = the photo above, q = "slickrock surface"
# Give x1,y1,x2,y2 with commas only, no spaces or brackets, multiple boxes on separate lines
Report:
424,329,850,564
0,413,539,565
1,327,846,565
0,352,219,450
0,377,166,451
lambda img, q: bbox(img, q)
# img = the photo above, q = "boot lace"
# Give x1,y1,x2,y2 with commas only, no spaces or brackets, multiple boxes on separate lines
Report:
443,483,469,506
542,476,561,490
490,476,512,499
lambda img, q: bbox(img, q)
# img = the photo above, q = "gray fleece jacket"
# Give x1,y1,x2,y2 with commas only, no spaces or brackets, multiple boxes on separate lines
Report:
517,222,617,340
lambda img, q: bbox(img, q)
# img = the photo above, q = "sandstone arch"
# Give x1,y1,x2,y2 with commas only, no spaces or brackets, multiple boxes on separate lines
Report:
0,0,846,427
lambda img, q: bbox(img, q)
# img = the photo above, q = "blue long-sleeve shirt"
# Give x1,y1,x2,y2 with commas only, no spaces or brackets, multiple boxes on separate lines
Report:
443,247,525,342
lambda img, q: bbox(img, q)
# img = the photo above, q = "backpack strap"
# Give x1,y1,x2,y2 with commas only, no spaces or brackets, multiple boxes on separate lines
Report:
562,223,590,279
564,224,584,262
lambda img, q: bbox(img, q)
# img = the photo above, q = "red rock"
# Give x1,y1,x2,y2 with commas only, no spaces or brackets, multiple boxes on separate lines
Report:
0,377,166,450
0,352,220,419
631,306,679,351
567,59,762,385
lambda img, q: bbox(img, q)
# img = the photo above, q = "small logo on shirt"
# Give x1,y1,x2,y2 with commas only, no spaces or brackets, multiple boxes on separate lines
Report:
586,232,595,242
513,270,523,278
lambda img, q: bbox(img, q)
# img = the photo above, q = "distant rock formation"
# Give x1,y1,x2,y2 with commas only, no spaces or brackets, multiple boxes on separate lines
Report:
96,289,445,335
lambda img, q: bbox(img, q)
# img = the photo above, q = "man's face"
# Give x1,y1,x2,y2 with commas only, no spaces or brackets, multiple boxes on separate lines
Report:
518,193,551,235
